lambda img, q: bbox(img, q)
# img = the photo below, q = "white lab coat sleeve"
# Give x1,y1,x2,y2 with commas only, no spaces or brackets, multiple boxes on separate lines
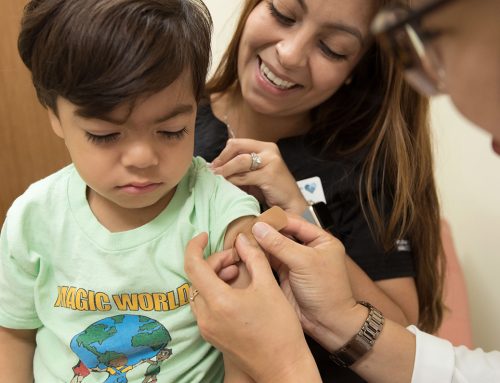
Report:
407,325,500,382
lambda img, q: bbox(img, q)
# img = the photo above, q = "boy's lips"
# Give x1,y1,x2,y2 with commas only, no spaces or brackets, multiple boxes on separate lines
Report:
118,182,163,194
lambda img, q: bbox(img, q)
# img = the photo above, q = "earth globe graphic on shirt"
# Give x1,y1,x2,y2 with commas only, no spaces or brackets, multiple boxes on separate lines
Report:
70,314,172,383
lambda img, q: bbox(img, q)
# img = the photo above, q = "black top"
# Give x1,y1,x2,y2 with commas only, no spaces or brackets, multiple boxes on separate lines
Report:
195,103,415,382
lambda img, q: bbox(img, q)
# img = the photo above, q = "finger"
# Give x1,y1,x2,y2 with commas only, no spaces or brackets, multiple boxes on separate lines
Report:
206,248,240,273
207,250,241,282
213,153,262,178
189,288,209,319
251,222,315,269
234,234,276,286
224,170,266,188
216,264,240,282
185,233,229,298
212,138,266,167
279,214,335,246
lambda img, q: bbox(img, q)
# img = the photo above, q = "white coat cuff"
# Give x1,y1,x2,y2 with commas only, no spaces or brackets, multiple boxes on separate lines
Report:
407,325,455,383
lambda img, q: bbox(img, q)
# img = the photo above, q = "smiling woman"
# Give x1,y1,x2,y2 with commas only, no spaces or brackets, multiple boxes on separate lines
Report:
184,0,500,381
194,0,445,381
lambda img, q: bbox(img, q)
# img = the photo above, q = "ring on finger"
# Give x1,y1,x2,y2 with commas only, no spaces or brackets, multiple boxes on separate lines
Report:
189,288,200,302
249,152,262,171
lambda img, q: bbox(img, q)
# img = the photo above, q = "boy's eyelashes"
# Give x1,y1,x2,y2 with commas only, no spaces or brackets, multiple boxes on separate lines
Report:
158,128,188,141
84,128,188,145
85,132,120,144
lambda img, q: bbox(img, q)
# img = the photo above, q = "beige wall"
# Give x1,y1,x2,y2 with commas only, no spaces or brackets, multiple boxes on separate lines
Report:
431,97,500,351
205,0,500,351
204,0,242,74
0,0,70,225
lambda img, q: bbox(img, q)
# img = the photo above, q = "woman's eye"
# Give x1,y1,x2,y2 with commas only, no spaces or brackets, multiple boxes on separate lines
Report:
85,132,120,144
319,42,348,61
268,2,295,26
419,28,444,43
158,128,188,141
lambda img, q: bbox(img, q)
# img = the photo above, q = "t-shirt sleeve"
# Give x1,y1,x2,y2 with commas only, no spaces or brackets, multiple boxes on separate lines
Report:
0,213,42,329
207,177,260,255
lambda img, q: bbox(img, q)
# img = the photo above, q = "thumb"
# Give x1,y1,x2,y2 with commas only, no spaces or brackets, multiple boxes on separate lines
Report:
189,231,209,250
234,233,276,286
185,232,226,297
252,222,309,269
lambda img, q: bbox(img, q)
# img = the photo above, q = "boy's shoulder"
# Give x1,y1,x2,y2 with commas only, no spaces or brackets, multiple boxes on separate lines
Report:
7,164,75,219
187,156,246,196
186,156,259,212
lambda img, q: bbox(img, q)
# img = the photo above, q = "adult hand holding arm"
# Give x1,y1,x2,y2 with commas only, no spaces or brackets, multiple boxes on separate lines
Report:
184,232,321,383
211,139,418,327
252,216,417,383
186,217,418,383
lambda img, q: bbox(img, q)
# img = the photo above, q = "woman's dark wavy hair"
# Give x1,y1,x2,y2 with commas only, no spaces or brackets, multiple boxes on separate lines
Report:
207,0,445,332
18,0,212,118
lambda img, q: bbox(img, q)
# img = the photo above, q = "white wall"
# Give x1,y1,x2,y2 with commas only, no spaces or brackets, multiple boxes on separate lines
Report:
431,97,500,351
203,0,242,75
204,0,500,351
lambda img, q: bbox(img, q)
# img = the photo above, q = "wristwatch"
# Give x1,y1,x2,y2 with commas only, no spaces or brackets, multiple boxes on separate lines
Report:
329,301,385,368
301,202,334,232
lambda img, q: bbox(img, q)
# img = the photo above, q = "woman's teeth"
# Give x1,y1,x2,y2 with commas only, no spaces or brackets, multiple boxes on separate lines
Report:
260,61,297,90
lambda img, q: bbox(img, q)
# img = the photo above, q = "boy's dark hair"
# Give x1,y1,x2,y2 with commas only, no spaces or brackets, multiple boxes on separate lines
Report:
18,0,212,117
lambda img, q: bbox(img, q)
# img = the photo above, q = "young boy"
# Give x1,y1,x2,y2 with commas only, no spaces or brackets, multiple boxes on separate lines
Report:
0,0,260,382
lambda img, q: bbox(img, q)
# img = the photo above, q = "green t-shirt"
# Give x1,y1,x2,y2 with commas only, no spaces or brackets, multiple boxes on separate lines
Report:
0,157,259,382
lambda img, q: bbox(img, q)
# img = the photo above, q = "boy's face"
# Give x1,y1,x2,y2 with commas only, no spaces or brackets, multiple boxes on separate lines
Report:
48,72,197,227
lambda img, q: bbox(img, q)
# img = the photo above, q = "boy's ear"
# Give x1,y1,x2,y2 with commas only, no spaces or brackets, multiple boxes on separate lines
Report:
48,108,64,139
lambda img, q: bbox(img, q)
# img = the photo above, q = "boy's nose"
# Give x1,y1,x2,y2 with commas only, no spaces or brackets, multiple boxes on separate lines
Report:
121,142,159,169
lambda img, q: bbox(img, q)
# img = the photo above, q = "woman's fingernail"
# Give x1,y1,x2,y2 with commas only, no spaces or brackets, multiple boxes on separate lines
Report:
252,222,270,239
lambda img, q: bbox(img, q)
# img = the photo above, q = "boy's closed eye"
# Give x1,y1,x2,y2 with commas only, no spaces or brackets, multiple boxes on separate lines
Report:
84,127,189,145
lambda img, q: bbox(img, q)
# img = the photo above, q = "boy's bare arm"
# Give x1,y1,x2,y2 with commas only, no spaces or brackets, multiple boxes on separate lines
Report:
220,209,288,382
221,216,255,291
221,216,257,382
224,207,288,253
222,207,288,287
0,327,36,382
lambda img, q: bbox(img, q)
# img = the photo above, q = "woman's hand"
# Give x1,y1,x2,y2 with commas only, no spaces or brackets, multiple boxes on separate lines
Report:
211,138,309,214
185,232,321,383
251,215,366,349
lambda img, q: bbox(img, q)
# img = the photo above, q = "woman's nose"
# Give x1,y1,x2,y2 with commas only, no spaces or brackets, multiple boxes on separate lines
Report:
275,33,309,69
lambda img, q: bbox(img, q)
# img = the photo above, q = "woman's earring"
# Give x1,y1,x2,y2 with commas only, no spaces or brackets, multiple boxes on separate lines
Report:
344,77,352,85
